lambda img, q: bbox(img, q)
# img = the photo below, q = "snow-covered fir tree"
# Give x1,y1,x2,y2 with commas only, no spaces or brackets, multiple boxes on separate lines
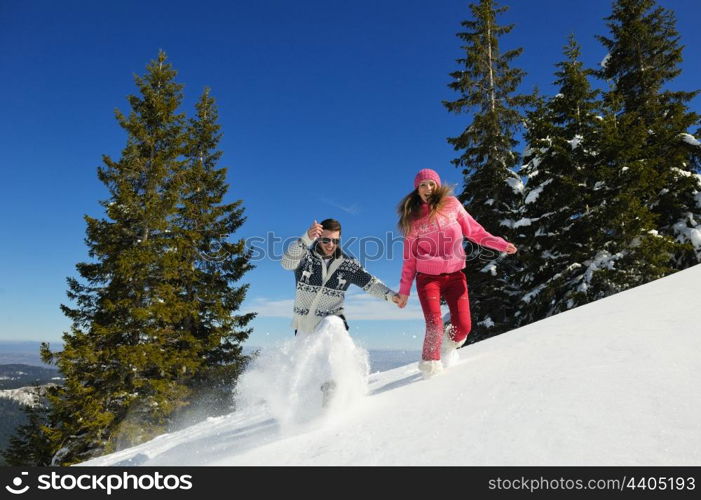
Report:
596,0,701,270
516,35,604,325
443,0,533,339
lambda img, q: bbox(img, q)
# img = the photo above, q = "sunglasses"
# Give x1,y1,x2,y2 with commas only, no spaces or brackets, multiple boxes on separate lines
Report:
319,237,340,245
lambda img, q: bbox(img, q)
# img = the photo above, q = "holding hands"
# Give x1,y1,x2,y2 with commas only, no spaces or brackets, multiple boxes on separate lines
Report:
303,218,516,312
393,293,408,309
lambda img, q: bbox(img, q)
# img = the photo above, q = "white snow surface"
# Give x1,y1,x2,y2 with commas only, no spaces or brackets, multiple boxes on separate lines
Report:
82,265,701,466
505,176,525,195
680,133,700,147
568,134,583,149
525,179,553,205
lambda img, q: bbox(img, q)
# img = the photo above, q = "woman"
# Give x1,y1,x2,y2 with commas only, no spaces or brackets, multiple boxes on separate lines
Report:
396,169,517,378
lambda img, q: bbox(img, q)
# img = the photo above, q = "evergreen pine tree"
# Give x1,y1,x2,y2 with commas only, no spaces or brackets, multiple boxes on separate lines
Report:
517,35,603,325
574,99,678,299
596,0,701,268
175,87,256,417
33,52,253,465
443,0,532,340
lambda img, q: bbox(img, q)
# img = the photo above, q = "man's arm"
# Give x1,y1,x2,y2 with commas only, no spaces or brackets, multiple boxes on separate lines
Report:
281,234,313,271
281,220,323,270
348,260,397,302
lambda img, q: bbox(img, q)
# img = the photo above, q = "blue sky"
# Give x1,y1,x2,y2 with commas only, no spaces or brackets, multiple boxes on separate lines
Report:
1,0,699,351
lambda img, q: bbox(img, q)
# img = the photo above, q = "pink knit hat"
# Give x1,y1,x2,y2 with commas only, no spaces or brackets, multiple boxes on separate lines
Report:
414,168,441,188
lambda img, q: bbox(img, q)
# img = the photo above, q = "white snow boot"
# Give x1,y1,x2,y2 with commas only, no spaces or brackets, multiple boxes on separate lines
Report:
441,323,466,368
418,360,444,379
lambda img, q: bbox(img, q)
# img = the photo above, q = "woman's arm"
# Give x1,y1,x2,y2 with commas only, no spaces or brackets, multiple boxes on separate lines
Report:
456,202,510,253
398,235,417,297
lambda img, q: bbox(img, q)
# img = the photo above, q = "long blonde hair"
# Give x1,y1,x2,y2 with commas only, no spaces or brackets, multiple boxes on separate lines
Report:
397,184,454,236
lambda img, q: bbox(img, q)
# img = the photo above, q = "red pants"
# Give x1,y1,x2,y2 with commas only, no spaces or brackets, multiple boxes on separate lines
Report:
416,271,471,361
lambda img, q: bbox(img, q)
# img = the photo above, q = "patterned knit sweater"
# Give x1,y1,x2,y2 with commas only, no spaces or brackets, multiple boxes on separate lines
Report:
281,233,396,333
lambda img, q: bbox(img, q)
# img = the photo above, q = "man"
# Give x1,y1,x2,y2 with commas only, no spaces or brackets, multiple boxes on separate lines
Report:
281,218,401,335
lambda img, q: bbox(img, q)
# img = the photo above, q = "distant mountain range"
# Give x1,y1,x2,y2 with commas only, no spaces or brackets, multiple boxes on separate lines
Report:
0,363,62,465
0,364,62,391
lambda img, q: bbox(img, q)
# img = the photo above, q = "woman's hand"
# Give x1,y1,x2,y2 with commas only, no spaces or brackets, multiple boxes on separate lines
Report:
505,243,518,255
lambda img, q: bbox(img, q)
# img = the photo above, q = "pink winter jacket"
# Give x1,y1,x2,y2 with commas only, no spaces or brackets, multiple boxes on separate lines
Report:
399,196,510,296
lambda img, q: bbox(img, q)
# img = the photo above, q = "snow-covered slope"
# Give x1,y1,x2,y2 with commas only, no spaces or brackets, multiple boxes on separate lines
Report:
83,265,701,466
0,384,54,407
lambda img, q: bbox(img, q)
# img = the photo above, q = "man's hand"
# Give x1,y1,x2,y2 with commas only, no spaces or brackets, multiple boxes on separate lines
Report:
394,294,409,309
307,220,323,240
504,243,518,255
